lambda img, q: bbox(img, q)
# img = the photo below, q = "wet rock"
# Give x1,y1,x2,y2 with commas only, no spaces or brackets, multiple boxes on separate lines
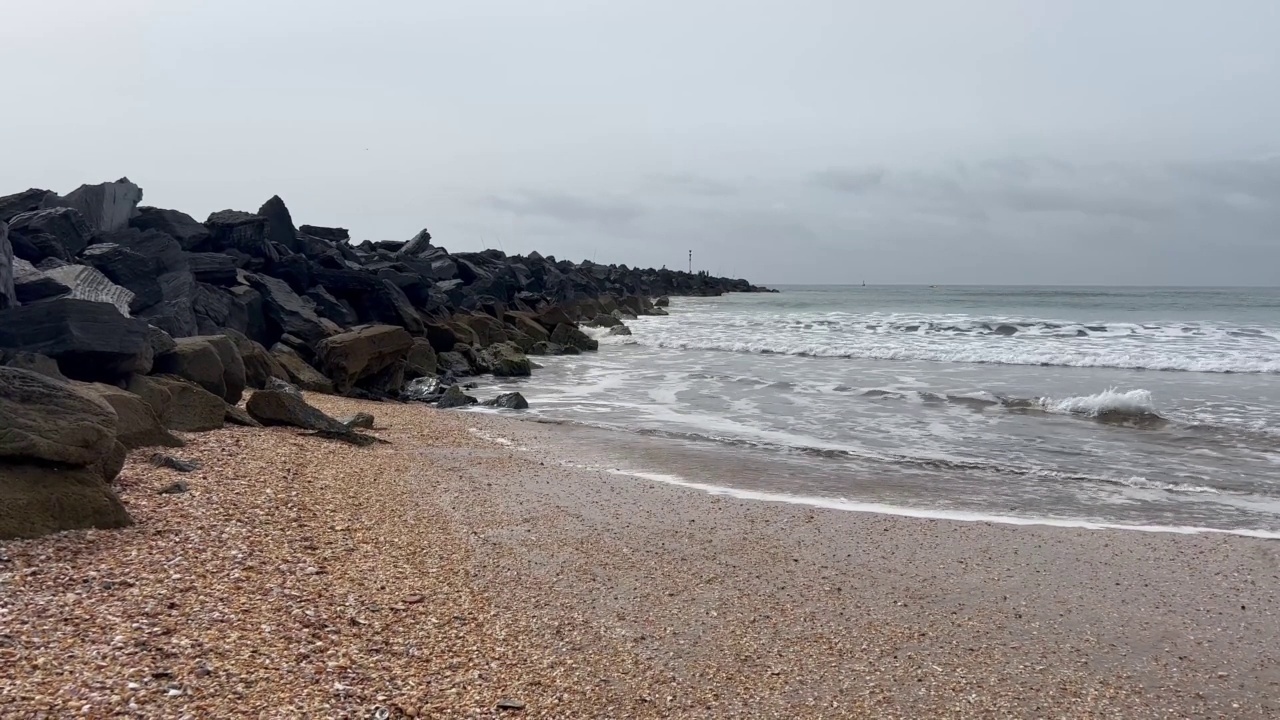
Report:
0,298,154,382
993,324,1019,336
436,385,478,409
436,351,472,377
482,392,529,410
150,454,202,472
586,313,622,328
339,412,375,429
549,323,598,352
478,342,531,377
404,338,437,380
654,295,670,307
401,376,446,403
607,325,632,336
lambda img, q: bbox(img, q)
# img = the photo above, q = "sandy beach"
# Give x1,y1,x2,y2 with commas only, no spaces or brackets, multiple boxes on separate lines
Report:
2,395,1278,719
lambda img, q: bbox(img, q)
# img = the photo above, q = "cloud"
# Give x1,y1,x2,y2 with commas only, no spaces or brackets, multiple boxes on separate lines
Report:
481,191,645,226
810,167,886,193
647,172,739,196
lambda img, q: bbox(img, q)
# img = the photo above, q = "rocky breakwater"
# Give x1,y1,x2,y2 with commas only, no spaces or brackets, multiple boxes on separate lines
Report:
0,177,770,539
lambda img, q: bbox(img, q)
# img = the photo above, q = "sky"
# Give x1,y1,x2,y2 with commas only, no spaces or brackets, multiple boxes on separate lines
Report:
3,0,1278,285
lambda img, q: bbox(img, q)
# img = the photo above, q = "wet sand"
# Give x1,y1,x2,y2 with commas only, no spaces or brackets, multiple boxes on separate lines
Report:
2,396,1278,718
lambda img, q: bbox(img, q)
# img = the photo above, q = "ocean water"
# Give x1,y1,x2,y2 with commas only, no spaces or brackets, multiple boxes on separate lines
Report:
481,286,1280,536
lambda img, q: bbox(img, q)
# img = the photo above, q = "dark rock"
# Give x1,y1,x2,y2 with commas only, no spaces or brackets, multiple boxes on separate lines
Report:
436,351,472,377
95,440,128,483
151,454,201,472
153,337,228,401
398,228,433,256
424,323,458,353
549,323,599,352
57,178,142,233
246,388,348,432
0,188,57,223
144,376,226,432
0,462,133,539
270,344,335,393
7,207,93,259
130,206,212,250
306,286,359,326
246,273,336,346
586,313,623,328
224,329,287,389
258,195,299,254
405,338,437,379
12,258,70,303
402,376,446,402
482,392,529,410
20,263,136,316
192,283,247,337
203,334,248,404
224,404,262,427
457,313,508,347
436,384,478,409
607,325,633,336
158,481,189,494
315,325,413,394
81,383,184,451
339,412,375,429
560,345,581,355
993,324,1019,336
79,243,158,310
0,298,154,382
228,286,269,344
205,210,274,259
654,296,670,307
186,252,238,285
1,350,65,381
496,699,526,711
0,368,118,466
478,342,531,377
299,225,349,242
0,221,15,310
303,429,386,446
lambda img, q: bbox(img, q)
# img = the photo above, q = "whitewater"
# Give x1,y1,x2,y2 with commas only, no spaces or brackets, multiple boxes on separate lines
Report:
482,285,1280,535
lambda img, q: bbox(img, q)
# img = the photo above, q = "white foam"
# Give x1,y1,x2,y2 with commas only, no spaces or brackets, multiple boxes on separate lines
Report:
604,469,1280,539
1038,388,1159,417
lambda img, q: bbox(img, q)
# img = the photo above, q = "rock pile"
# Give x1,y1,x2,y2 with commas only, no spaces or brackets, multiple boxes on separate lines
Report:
0,178,771,538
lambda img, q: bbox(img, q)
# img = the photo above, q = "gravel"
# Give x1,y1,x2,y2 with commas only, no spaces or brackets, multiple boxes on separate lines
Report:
2,393,1278,718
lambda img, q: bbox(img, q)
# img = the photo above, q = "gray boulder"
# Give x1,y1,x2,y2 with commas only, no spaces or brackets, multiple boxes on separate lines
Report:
258,195,300,254
7,207,92,260
224,329,288,389
141,376,226,432
205,210,273,258
246,387,348,432
1,463,133,539
1,350,65,381
57,178,142,233
436,384,478,409
0,298,154,382
153,335,245,404
33,264,136,316
607,325,633,336
654,296,670,307
436,350,473,376
550,323,599,352
186,252,238,285
80,382,183,451
482,392,529,410
130,206,212,250
398,228,433,256
0,188,57,223
0,221,15,310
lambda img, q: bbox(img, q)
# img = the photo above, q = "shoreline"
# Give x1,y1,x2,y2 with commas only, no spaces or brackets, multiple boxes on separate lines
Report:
3,395,1279,717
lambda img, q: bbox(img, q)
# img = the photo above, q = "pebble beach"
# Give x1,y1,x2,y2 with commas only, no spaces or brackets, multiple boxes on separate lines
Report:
2,395,1278,719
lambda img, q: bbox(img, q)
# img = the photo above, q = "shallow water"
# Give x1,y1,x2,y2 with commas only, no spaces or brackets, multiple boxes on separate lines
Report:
481,286,1280,535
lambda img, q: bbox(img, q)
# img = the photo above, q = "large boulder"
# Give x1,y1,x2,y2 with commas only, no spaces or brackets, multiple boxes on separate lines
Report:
0,298,153,382
306,286,359,326
79,243,159,310
314,325,413,394
186,252,238,285
224,329,287,389
0,368,118,466
1,350,65,381
130,206,212,250
153,335,245,403
482,391,529,410
141,376,226,432
436,384,478,409
1,463,133,539
80,382,183,450
7,207,93,260
270,344,335,393
404,338,437,379
246,384,348,432
457,313,508,347
0,188,57,223
550,323,599,352
436,351,473,377
205,210,273,258
26,264,136,316
398,228,433,256
246,273,336,345
478,342,532,377
508,313,550,343
258,195,300,254
0,221,15,310
57,178,142,233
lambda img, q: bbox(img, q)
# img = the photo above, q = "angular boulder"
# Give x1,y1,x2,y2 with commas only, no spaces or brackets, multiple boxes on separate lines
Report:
478,342,532,377
1,350,66,381
258,195,300,254
436,384,478,409
81,382,183,450
0,298,154,382
30,264,136,316
405,338,437,379
654,296,671,307
153,335,244,404
436,351,472,377
0,188,57,223
458,313,508,347
306,286,359,326
550,323,599,352
0,368,118,466
7,207,93,259
186,252,239,285
1,463,133,540
205,210,273,258
57,178,142,233
246,273,336,345
315,325,413,394
270,344,335,394
143,376,226,432
246,385,348,432
224,329,288,389
482,391,529,410
0,221,15,310
130,206,212,250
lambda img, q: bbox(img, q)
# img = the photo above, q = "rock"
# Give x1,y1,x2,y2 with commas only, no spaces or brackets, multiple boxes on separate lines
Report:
560,345,581,356
586,313,623,328
654,296,670,307
424,323,458,353
402,376,446,403
258,195,300,254
436,351,472,377
306,286,359,326
96,440,127,483
1,351,65,381
246,273,336,345
339,412,375,429
0,462,133,539
150,454,201,472
0,298,154,382
993,324,1019,336
223,330,288,389
0,221,15,310
153,337,227,401
157,481,189,494
607,325,633,336
246,388,349,432
26,264,136,316
549,323,599,352
303,429,386,446
457,313,508,347
482,392,529,410
205,210,272,258
299,225,349,242
7,207,92,260
404,338,437,379
496,699,526,711
13,258,71,303
145,376,226,432
478,342,531,377
81,383,184,451
57,178,142,233
398,228,433,256
224,404,262,427
0,368,118,466
130,206,212,250
186,252,239,285
508,313,550,343
79,242,159,310
315,325,413,394
528,341,554,356
436,384,478,409
270,344,336,394
0,188,57,223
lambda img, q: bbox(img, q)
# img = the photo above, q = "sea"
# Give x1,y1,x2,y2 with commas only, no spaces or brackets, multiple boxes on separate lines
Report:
480,286,1280,537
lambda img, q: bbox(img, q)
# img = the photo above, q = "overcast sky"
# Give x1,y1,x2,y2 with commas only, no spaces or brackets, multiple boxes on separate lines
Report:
4,1,1278,285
